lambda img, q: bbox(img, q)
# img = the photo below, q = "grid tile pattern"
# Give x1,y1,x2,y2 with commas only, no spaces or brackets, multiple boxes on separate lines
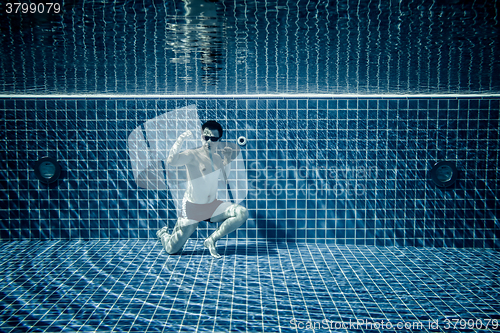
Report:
1,97,499,248
1,240,499,332
1,0,499,95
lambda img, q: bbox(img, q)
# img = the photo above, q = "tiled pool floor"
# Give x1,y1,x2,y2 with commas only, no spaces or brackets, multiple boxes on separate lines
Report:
1,240,499,332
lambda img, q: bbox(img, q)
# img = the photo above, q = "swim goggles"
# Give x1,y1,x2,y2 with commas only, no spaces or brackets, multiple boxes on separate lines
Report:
203,136,220,142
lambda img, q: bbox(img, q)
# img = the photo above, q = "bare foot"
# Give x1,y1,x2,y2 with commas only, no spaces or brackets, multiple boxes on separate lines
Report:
203,238,221,259
159,233,171,252
156,227,170,252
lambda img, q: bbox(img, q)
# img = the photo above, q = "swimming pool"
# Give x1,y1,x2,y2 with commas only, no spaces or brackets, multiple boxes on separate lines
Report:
1,0,499,95
1,0,499,332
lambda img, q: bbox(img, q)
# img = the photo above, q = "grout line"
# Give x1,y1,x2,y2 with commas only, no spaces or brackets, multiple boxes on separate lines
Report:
1,93,500,99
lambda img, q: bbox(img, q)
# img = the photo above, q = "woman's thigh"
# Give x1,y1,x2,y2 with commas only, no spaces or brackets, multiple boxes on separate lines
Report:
209,202,238,223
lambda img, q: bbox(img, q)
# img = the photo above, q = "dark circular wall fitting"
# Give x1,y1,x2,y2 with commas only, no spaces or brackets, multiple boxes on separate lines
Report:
237,136,247,146
34,157,61,184
429,161,457,187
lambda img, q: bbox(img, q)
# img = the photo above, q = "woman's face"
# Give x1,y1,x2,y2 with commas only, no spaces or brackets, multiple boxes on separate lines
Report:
201,128,220,152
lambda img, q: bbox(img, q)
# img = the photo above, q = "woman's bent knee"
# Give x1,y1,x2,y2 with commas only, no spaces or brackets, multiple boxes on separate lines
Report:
166,247,180,255
238,206,249,220
166,240,185,255
166,220,198,254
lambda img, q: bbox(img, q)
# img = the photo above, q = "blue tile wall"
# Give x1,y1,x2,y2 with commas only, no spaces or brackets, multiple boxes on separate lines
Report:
1,97,499,249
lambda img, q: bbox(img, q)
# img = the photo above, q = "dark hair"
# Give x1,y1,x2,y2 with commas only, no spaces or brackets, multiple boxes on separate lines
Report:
201,120,223,138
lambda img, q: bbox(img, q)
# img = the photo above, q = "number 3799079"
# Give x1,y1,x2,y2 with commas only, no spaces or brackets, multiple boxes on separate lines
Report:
5,3,61,14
